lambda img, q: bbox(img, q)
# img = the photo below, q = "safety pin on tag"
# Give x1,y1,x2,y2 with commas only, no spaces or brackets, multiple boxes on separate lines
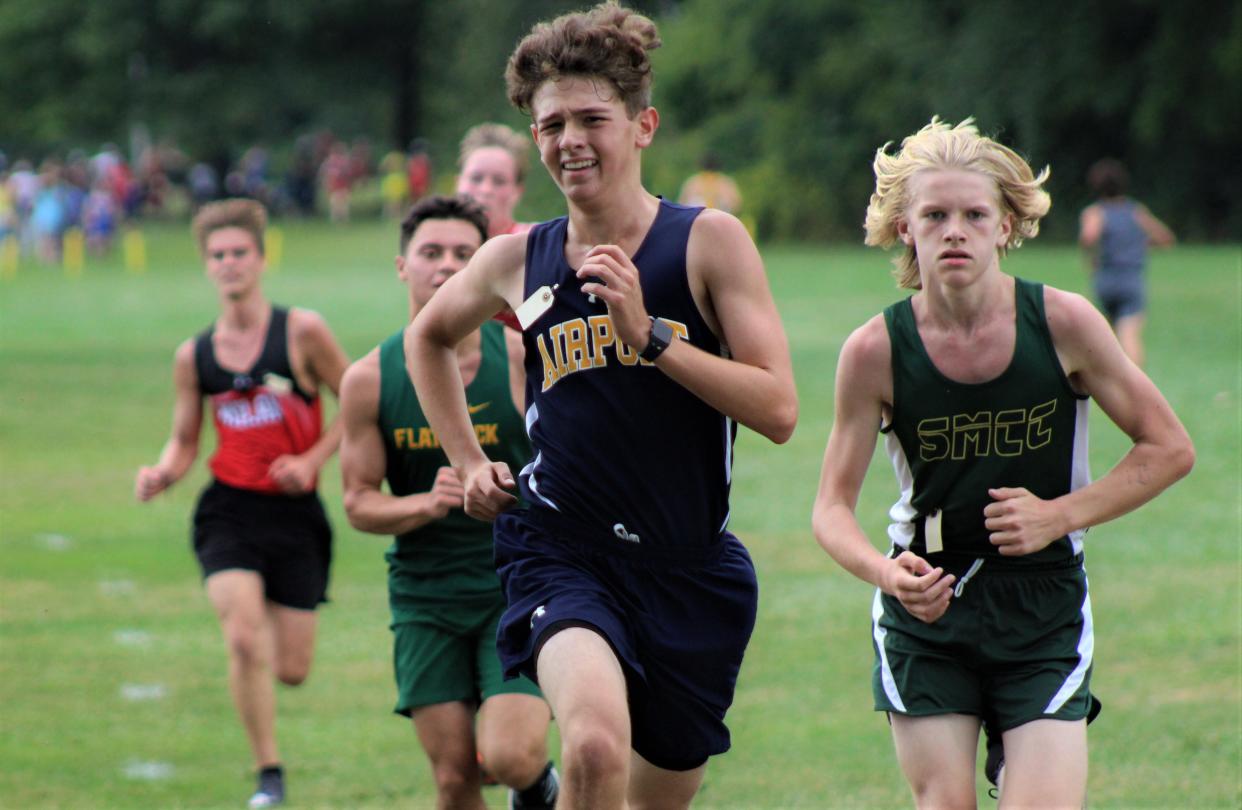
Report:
924,509,944,554
515,284,558,330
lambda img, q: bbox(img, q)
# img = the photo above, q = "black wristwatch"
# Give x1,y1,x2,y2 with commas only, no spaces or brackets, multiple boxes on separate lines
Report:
639,316,675,362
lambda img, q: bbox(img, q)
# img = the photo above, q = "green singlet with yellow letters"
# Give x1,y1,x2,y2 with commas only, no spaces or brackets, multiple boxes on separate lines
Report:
378,321,530,621
880,277,1091,567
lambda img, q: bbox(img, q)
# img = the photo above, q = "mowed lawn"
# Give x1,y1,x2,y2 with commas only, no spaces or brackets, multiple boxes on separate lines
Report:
1,220,1237,809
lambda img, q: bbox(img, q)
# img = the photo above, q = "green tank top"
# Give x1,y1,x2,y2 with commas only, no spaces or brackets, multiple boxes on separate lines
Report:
881,278,1090,566
378,321,531,612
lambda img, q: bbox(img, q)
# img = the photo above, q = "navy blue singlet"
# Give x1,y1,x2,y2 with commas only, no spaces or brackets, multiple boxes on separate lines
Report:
518,199,734,549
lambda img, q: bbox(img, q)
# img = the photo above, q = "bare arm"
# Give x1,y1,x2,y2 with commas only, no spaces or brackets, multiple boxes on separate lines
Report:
339,349,463,535
983,289,1195,553
135,340,202,501
408,233,527,520
580,211,797,443
1078,204,1103,251
269,308,351,493
1135,203,1176,248
811,317,955,622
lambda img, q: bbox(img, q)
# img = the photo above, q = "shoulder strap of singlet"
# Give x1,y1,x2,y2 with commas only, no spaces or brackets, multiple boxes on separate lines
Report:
192,324,225,394
253,306,291,379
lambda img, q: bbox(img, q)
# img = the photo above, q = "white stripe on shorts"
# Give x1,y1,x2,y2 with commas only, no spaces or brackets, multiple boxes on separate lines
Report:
1043,574,1094,714
872,587,907,712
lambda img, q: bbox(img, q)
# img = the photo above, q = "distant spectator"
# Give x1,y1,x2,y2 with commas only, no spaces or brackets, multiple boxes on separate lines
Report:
137,145,169,215
678,153,742,215
378,150,409,220
284,136,318,217
240,146,271,204
1079,158,1175,368
321,142,354,223
189,162,221,211
348,137,373,186
30,159,68,263
82,179,119,255
406,138,432,202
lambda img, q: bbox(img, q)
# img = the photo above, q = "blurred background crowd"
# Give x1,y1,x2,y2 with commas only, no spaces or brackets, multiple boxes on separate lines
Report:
0,132,437,264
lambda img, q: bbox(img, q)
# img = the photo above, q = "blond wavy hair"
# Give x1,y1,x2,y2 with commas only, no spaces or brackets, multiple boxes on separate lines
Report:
864,117,1051,289
458,123,531,185
505,2,661,118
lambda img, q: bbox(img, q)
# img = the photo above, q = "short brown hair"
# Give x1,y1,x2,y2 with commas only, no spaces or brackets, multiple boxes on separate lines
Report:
191,198,267,256
1087,158,1128,198
399,195,490,254
459,123,531,185
505,2,661,118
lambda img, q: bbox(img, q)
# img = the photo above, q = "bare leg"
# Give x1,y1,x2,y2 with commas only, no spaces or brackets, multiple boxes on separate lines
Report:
206,570,279,768
476,693,552,790
1114,313,1146,368
267,602,317,686
536,627,630,810
998,718,1087,809
410,701,487,810
890,713,980,810
627,751,706,810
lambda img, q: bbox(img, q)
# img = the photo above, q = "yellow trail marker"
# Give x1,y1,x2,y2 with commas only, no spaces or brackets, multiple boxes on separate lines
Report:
266,225,283,272
1,235,18,280
124,228,147,274
63,227,86,278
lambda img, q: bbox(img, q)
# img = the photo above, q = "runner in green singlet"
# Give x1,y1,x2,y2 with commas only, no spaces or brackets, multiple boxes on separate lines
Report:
338,195,557,809
812,119,1194,808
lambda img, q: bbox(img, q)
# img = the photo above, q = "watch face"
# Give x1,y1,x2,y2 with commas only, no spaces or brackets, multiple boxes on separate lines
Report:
641,317,674,361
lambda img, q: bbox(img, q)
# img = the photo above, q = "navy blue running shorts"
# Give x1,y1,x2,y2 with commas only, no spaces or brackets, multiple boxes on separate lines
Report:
192,479,333,610
493,507,758,771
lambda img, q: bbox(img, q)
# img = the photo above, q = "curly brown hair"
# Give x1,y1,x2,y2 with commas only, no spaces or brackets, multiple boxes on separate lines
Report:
505,2,661,118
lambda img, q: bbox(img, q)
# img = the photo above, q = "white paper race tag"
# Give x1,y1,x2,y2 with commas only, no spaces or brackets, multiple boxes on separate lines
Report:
924,509,943,553
515,284,558,330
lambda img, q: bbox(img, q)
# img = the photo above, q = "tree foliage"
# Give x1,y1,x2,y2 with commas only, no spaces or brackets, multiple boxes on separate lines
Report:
1,0,1235,239
652,0,1240,239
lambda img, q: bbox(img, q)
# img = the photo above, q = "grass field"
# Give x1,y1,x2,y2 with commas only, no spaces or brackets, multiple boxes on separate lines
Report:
1,220,1238,809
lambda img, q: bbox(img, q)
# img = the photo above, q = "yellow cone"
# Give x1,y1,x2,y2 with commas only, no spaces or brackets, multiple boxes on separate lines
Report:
63,227,86,278
0,234,18,280
266,225,283,272
124,228,147,274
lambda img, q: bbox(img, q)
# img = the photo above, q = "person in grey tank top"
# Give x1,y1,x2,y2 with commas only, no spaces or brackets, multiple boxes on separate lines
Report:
1078,158,1176,367
812,119,1193,808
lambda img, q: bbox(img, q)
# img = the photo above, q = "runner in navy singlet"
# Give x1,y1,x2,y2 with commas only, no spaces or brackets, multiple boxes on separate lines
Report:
405,5,797,808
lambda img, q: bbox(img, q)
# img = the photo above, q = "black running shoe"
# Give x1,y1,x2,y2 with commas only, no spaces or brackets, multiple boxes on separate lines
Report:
509,762,559,809
248,766,285,808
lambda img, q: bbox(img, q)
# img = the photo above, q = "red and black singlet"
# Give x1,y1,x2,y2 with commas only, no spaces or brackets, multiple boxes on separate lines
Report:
194,306,323,493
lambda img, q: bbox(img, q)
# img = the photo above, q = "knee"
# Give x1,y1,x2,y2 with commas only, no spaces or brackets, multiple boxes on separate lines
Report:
430,760,477,804
275,664,309,686
908,779,976,810
477,735,546,789
560,725,628,780
222,624,265,669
